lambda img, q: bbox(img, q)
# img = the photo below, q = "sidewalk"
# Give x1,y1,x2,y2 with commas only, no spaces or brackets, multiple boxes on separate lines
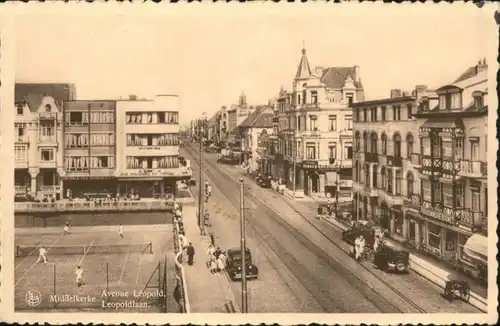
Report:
179,204,239,313
282,198,488,312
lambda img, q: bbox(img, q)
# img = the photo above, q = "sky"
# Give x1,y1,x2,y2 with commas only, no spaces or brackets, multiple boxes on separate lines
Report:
13,3,497,125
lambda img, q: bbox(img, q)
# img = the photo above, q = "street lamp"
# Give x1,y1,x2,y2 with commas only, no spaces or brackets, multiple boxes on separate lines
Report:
198,119,205,235
239,177,248,313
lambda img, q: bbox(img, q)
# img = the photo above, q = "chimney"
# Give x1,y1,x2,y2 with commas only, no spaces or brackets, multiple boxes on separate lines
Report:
129,94,137,101
390,89,402,99
476,58,487,74
353,65,360,82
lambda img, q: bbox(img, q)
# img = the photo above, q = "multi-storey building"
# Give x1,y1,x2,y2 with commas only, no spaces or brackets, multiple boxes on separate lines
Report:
14,83,76,200
238,105,274,171
274,47,363,199
413,59,488,268
62,100,117,198
218,106,229,144
352,59,488,271
351,87,426,236
115,94,191,197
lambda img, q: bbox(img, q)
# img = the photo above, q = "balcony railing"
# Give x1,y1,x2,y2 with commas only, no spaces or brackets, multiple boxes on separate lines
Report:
406,193,421,210
15,200,175,214
15,186,29,194
459,160,486,178
386,155,403,167
420,203,455,225
409,153,421,166
38,136,57,144
15,135,30,143
39,185,62,194
457,208,484,230
365,152,378,163
299,130,321,137
39,112,57,120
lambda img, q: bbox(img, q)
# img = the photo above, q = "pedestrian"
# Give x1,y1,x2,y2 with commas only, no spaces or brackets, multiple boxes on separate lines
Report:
178,232,188,250
206,244,215,268
62,222,70,236
36,246,48,263
207,184,212,197
354,236,362,260
209,257,218,274
214,247,221,260
75,265,84,287
217,251,226,272
119,224,124,238
186,242,195,266
317,206,323,219
359,235,366,260
373,235,380,253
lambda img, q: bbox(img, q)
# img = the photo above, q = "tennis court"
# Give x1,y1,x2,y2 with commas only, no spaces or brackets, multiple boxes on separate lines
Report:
15,224,176,312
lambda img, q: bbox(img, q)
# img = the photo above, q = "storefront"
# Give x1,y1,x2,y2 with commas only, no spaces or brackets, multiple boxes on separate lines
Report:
406,211,426,247
460,233,488,278
116,169,190,198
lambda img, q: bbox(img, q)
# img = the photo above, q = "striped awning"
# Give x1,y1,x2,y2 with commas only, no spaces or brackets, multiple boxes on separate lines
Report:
464,234,487,265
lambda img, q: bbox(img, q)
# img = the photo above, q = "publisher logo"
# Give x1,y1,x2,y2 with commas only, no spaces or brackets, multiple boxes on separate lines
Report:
25,290,42,307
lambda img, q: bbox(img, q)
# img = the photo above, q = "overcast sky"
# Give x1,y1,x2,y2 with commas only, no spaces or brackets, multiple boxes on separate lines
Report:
14,3,497,125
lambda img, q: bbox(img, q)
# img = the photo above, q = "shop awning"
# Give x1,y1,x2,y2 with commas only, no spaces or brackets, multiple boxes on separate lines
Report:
463,234,488,265
420,117,464,130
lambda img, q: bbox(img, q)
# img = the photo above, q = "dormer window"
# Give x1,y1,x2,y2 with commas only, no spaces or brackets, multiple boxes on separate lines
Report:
17,104,23,115
346,93,354,106
45,104,52,112
472,91,484,109
438,90,462,111
311,91,318,104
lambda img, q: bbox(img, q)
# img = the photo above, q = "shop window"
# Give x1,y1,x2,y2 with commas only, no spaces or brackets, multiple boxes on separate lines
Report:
428,223,441,249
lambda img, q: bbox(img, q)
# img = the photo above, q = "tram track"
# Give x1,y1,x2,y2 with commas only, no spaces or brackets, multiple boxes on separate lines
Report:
185,146,428,313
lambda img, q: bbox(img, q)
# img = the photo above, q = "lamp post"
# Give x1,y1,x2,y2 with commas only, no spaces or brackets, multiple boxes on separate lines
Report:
198,119,205,235
335,171,339,217
239,177,248,313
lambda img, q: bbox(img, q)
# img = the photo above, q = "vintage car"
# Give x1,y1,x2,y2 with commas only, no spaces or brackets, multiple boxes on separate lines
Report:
226,247,259,281
258,175,272,188
373,243,410,273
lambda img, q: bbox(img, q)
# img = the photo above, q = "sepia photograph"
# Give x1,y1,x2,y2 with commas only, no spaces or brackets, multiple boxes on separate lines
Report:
0,2,498,325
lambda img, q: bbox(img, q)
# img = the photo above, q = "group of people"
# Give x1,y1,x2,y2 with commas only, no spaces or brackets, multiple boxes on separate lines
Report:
353,232,386,261
206,245,227,274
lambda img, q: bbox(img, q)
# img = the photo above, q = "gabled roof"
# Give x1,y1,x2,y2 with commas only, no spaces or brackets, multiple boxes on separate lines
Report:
320,67,362,89
15,83,76,112
239,106,274,128
295,48,312,80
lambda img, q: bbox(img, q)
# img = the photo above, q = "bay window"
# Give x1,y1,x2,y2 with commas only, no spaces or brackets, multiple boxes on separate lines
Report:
442,140,452,158
442,183,453,207
422,179,431,201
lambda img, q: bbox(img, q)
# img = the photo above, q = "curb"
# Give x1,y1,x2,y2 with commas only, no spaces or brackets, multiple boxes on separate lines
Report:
318,215,488,312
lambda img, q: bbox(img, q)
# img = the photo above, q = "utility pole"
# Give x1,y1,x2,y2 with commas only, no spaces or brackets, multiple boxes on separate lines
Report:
198,119,205,235
239,177,248,313
335,171,339,218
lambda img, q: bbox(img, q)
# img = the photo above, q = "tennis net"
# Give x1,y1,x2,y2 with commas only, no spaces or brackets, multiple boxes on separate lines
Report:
16,242,153,257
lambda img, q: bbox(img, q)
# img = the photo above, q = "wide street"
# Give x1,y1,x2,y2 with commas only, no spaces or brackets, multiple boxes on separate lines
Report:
182,144,481,313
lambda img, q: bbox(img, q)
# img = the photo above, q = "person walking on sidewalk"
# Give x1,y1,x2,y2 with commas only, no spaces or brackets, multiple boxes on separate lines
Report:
206,244,215,268
186,242,195,266
217,251,226,273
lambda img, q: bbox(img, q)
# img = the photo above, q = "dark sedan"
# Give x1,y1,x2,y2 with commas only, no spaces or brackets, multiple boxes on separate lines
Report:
225,247,259,281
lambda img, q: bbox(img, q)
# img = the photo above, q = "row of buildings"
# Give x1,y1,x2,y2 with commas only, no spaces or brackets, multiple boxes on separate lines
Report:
194,49,489,272
14,84,190,200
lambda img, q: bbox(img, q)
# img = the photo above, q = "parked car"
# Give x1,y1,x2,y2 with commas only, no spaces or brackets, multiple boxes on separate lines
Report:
226,247,259,281
14,194,39,202
373,243,410,273
258,175,272,188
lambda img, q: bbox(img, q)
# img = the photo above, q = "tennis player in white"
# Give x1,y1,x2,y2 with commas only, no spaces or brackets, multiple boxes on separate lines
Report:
36,246,48,263
75,265,84,287
119,224,124,238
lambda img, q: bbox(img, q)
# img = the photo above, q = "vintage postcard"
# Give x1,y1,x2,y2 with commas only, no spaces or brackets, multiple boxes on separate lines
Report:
0,2,498,325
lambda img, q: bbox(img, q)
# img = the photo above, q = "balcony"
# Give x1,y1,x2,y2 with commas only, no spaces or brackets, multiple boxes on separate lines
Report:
384,191,404,207
365,152,378,163
364,186,378,197
15,186,29,194
299,130,321,138
457,208,484,231
38,136,57,145
409,153,421,167
405,193,421,211
386,155,403,167
39,185,62,194
15,158,29,169
38,160,57,169
459,160,486,178
420,202,455,225
15,135,30,144
39,112,57,120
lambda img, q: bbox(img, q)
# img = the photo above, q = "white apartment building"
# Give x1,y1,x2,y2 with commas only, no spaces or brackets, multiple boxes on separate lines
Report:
115,94,191,197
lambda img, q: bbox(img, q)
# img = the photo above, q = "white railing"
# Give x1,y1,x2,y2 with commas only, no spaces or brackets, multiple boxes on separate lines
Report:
174,220,190,313
15,186,28,194
40,186,62,194
15,200,174,213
